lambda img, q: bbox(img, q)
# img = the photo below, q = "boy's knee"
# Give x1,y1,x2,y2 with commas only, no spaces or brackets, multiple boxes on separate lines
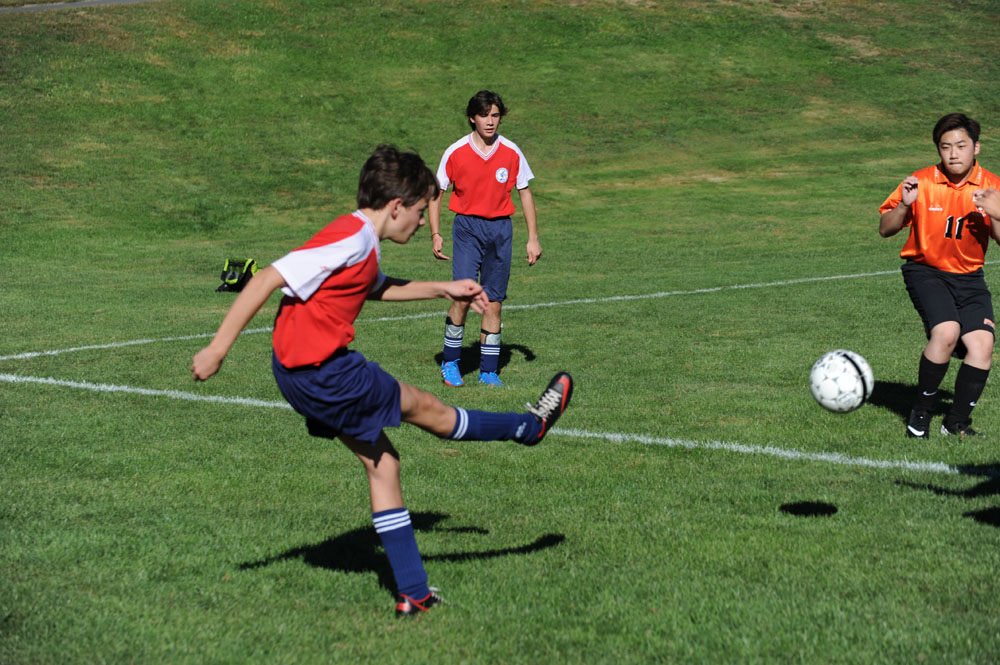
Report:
401,385,445,419
930,324,961,348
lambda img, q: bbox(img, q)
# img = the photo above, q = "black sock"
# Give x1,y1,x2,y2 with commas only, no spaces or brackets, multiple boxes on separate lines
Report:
914,354,949,412
947,364,990,426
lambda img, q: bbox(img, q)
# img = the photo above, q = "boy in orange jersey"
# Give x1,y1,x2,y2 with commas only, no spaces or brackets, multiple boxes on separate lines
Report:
879,113,1000,439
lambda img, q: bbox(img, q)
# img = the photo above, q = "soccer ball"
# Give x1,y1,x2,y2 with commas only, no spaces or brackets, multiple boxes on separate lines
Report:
809,350,875,413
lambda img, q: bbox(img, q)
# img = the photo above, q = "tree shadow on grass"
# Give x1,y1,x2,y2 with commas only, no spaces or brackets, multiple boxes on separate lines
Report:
238,512,565,595
897,462,1000,528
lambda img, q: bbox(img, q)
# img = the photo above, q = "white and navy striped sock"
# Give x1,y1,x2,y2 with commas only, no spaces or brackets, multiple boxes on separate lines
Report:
372,508,429,599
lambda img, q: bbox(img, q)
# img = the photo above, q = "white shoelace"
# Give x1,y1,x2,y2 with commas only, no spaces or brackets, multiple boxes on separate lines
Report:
527,388,562,420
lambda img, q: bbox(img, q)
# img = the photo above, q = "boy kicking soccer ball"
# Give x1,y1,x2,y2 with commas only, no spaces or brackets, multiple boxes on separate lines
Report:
191,145,573,617
879,113,1000,439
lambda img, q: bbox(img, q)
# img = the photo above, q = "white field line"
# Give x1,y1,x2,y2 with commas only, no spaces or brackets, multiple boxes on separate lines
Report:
0,372,987,477
0,373,293,410
0,269,899,362
0,328,273,362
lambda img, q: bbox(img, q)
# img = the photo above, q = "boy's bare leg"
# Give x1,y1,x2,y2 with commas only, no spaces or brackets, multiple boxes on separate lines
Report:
446,299,471,327
923,321,961,364
961,329,994,370
340,432,403,512
398,382,457,436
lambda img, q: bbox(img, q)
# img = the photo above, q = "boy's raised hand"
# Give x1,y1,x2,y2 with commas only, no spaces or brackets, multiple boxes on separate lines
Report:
973,187,1000,218
444,279,489,314
901,175,919,206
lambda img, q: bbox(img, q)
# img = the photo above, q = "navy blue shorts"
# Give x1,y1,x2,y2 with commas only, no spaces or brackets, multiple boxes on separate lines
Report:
452,214,513,303
272,349,401,443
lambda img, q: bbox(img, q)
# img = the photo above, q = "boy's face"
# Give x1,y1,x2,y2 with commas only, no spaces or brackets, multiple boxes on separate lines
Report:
384,197,428,244
937,128,980,180
469,104,502,143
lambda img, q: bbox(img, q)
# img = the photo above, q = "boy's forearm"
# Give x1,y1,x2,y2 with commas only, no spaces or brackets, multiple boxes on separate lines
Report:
428,194,443,235
518,187,539,240
375,278,448,302
209,266,285,353
879,204,910,237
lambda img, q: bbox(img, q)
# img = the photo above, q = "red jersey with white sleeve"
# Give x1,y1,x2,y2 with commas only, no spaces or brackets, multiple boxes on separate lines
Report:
270,211,385,368
879,162,1000,274
436,134,534,219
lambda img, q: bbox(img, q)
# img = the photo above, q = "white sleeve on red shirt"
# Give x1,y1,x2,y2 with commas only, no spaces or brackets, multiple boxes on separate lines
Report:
506,137,534,190
436,136,466,191
271,214,383,301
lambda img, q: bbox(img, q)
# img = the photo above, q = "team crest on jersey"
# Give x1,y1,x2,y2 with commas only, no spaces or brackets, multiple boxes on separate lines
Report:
495,168,509,184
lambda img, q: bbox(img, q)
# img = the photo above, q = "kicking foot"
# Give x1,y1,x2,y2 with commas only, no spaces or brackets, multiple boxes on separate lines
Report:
523,372,573,446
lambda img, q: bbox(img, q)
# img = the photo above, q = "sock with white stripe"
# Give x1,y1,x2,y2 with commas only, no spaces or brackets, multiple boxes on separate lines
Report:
372,508,429,599
480,329,500,373
443,317,463,363
447,407,539,443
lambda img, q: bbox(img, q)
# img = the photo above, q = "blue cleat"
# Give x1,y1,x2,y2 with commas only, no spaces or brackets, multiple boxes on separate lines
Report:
441,360,463,387
478,371,503,386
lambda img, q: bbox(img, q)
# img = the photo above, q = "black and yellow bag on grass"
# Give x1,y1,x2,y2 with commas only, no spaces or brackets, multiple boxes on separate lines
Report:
217,258,259,292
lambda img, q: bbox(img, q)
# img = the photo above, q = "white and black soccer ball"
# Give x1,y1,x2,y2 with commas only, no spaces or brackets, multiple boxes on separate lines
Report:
809,350,875,413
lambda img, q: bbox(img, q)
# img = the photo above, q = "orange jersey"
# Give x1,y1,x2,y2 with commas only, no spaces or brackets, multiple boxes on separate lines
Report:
879,162,1000,274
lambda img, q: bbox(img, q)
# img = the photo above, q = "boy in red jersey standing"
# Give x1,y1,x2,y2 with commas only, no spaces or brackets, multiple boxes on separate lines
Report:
191,146,572,617
879,113,1000,438
429,90,541,387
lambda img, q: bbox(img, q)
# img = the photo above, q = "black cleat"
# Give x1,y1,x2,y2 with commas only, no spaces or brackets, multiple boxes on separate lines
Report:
395,589,443,617
906,409,930,439
524,372,573,446
940,420,986,439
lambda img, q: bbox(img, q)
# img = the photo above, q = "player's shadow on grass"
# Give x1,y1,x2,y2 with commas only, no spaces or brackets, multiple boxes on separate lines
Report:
866,380,954,421
434,343,536,378
897,463,1000,527
238,511,565,594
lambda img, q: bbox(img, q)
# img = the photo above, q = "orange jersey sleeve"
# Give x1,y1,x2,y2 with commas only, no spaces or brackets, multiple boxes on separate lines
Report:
879,163,1000,273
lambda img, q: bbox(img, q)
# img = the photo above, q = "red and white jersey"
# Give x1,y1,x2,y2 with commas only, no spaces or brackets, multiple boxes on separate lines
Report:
270,211,385,367
879,162,1000,274
436,133,534,219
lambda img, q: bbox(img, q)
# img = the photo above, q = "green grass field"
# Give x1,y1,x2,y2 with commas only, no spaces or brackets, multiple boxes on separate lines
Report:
4,0,1000,663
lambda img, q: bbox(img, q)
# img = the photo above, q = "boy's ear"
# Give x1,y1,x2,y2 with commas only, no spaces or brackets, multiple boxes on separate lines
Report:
386,197,404,217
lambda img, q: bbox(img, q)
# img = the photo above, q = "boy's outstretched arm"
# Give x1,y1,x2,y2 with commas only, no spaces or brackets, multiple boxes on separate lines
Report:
191,266,287,381
370,276,489,313
879,175,919,238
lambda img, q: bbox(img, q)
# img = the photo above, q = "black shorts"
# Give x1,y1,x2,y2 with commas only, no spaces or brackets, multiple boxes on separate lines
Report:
901,262,996,354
